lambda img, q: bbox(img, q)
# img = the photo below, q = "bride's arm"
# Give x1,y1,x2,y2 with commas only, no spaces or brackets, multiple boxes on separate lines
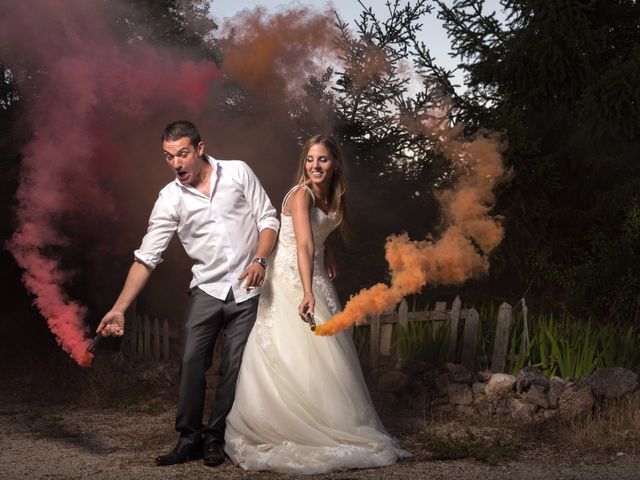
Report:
324,242,337,280
288,188,315,321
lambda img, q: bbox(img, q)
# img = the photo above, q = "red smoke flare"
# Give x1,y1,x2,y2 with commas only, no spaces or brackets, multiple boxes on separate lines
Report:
2,1,221,366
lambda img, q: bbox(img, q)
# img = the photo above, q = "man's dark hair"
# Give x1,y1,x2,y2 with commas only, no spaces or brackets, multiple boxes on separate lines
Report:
161,120,201,147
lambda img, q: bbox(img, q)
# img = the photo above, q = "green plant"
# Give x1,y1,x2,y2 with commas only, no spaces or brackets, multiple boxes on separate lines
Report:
391,319,449,365
352,325,370,359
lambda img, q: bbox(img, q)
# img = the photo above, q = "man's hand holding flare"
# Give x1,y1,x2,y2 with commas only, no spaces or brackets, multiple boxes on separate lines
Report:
97,310,125,337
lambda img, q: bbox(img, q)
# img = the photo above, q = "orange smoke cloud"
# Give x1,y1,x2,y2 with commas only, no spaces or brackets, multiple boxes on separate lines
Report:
315,108,508,336
219,7,338,94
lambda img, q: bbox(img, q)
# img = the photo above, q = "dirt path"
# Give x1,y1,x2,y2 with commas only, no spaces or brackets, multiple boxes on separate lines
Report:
2,398,640,480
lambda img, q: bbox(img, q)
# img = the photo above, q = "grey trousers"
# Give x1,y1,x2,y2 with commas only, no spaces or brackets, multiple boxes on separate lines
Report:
175,287,258,444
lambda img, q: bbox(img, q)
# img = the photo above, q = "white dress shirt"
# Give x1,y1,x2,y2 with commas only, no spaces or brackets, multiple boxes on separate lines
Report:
134,155,279,303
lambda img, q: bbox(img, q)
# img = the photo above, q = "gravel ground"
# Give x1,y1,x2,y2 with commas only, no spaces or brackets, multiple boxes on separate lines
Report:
2,396,640,480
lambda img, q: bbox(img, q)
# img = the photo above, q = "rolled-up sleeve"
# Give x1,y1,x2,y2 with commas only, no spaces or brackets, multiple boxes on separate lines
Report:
133,190,179,269
238,161,280,233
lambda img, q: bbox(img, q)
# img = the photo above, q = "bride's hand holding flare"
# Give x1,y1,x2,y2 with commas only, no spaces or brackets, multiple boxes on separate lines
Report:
298,291,315,322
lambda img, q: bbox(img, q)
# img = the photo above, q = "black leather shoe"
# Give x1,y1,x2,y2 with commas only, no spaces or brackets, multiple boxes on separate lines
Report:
203,441,226,467
155,439,203,466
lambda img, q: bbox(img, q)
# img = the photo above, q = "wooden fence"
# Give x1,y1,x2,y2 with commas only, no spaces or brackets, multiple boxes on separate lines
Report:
122,296,528,372
365,296,525,373
121,313,179,361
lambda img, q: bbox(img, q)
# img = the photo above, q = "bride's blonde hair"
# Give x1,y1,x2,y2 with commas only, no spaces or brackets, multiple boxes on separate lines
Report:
295,134,349,242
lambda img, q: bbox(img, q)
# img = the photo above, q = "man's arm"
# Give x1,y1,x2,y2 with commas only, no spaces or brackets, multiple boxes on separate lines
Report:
238,161,280,233
236,161,280,291
97,189,178,336
238,227,278,291
97,261,152,336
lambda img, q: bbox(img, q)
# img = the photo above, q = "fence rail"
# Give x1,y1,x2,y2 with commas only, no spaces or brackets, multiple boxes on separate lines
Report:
363,296,517,372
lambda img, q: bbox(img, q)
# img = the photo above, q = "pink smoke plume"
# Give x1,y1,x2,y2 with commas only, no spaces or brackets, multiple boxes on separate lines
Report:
315,107,509,336
2,1,221,366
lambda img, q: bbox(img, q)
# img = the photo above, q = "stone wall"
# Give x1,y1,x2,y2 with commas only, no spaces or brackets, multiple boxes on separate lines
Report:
374,360,639,421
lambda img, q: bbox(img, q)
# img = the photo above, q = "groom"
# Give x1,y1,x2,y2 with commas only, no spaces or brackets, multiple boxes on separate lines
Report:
97,120,279,467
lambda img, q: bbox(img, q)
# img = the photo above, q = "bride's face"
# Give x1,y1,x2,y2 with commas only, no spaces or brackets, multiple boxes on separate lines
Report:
305,143,334,187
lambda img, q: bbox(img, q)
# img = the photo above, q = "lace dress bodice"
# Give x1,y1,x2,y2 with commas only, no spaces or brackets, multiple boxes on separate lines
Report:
268,186,342,314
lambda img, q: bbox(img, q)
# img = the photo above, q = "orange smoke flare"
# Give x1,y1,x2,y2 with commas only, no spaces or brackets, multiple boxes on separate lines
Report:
315,109,509,336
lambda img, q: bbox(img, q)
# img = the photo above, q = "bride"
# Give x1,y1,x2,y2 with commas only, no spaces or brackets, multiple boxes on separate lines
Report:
224,135,409,474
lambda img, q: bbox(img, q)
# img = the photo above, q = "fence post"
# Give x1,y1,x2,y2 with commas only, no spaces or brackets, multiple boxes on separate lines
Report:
380,308,394,357
522,298,530,367
136,314,143,359
491,302,513,373
447,296,462,362
393,300,409,359
153,317,160,360
369,313,381,368
461,309,479,370
163,318,170,361
143,314,151,360
125,306,138,356
398,299,409,330
432,301,447,338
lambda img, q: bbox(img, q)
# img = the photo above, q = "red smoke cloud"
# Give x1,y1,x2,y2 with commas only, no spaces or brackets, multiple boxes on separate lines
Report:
2,1,342,366
1,1,221,365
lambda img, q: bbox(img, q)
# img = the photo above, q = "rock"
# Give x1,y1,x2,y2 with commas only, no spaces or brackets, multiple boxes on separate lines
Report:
585,367,638,399
411,392,430,412
473,394,494,416
548,377,566,408
492,397,512,415
431,403,454,416
431,395,449,407
516,366,549,393
371,391,398,406
444,363,474,384
412,382,430,395
558,380,595,419
455,405,475,415
377,370,409,393
539,408,559,421
447,383,473,405
435,373,450,397
422,368,437,389
627,390,640,405
476,369,494,383
510,398,536,422
395,358,431,375
472,382,487,396
485,373,516,398
523,384,549,409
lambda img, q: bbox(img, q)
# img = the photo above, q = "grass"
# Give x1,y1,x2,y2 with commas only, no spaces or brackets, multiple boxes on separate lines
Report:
559,394,640,453
418,426,522,465
1,344,175,408
353,297,640,377
391,318,450,365
476,303,640,377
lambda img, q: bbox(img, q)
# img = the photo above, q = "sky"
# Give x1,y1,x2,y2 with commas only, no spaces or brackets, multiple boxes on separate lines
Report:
208,0,505,86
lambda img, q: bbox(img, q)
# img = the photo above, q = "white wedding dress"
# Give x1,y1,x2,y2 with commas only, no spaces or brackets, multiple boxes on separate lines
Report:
225,186,409,474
